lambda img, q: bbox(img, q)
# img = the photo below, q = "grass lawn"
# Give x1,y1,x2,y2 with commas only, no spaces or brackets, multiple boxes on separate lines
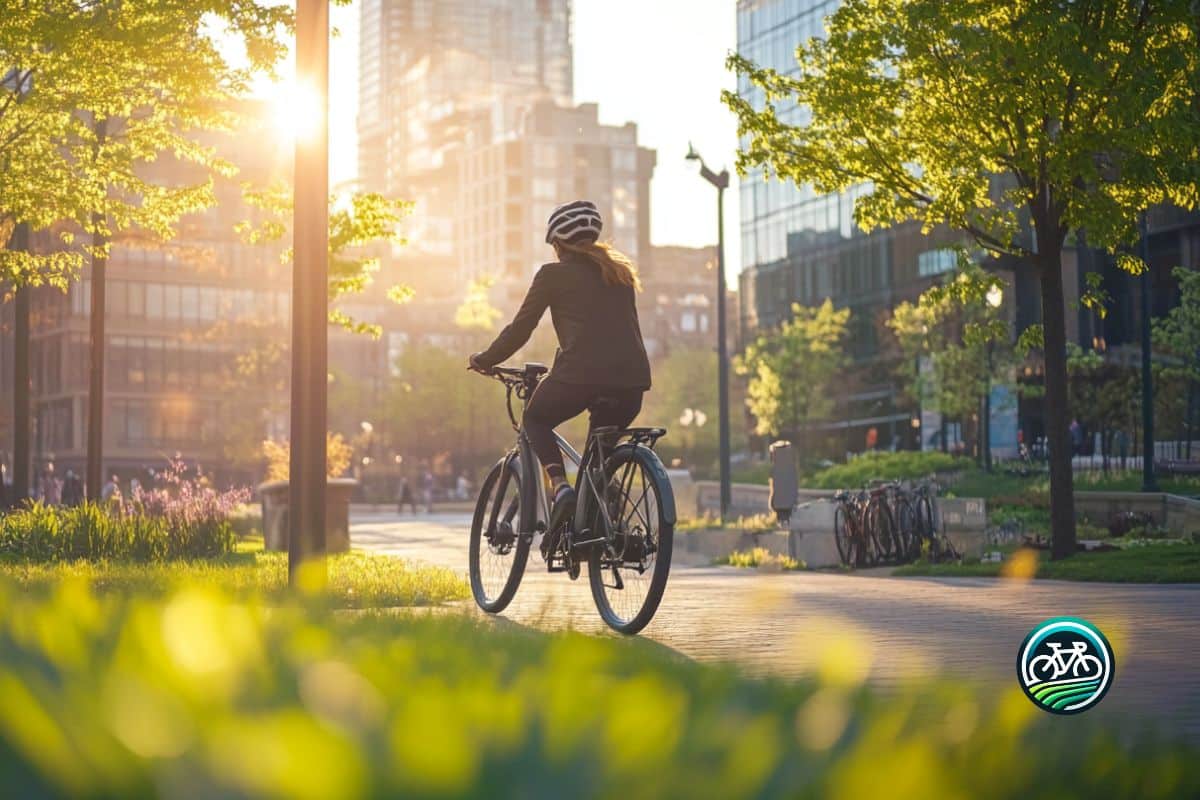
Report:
894,542,1200,583
1,579,1197,799
0,537,468,608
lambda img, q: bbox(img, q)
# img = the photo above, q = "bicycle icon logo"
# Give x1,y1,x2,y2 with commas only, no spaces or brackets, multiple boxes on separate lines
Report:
1017,618,1114,715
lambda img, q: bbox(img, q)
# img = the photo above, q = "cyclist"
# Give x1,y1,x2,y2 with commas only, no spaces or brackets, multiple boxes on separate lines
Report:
469,200,651,525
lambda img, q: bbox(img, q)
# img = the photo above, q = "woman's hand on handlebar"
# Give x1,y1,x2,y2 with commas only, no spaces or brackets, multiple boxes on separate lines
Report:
467,353,491,374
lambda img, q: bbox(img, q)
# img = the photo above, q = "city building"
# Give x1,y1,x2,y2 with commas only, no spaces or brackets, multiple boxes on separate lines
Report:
358,0,572,205
353,1,659,378
0,103,291,487
735,0,1200,459
638,245,736,359
456,101,655,285
736,0,961,456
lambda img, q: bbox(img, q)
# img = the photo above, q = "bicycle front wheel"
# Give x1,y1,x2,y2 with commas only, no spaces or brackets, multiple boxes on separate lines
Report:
469,456,530,613
588,446,673,635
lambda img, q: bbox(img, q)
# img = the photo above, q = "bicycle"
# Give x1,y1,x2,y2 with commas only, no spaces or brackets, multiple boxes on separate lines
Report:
468,362,675,635
832,489,872,567
1029,641,1103,681
911,480,959,562
861,482,901,563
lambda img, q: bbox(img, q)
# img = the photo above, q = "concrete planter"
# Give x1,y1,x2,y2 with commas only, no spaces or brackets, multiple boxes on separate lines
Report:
257,478,358,553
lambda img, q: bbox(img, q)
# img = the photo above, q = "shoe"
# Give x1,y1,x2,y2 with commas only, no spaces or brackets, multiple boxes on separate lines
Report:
548,485,576,531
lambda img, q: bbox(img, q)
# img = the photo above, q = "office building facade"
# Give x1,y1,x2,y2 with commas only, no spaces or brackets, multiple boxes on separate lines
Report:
0,105,290,486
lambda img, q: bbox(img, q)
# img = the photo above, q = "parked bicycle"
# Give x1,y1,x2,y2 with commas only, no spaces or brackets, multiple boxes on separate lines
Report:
832,489,872,567
468,362,675,635
831,478,958,568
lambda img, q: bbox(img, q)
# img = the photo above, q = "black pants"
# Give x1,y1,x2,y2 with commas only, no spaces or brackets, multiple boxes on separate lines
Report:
523,379,643,477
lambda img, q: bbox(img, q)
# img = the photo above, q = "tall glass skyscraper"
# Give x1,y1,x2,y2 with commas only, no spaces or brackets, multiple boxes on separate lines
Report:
358,0,573,198
735,0,958,454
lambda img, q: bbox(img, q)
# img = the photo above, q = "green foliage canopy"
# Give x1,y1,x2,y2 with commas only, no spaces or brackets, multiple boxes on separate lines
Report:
888,259,1012,424
724,0,1200,262
1,0,291,286
736,299,850,439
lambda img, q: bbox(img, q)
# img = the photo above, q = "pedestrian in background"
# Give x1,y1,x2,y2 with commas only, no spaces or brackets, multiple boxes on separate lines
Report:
422,468,434,513
397,475,417,515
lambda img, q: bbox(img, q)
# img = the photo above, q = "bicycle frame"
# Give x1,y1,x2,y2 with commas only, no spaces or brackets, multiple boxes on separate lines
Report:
523,431,581,535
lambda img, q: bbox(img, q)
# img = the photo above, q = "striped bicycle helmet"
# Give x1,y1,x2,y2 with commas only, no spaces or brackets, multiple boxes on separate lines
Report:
545,200,603,245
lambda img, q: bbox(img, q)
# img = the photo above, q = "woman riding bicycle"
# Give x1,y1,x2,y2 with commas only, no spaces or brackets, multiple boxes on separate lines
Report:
469,200,651,526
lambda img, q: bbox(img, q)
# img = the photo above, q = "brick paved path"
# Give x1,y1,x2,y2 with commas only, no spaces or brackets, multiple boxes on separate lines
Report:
353,510,1200,739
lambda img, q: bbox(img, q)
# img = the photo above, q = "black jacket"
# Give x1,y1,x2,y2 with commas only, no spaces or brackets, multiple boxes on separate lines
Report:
477,254,652,389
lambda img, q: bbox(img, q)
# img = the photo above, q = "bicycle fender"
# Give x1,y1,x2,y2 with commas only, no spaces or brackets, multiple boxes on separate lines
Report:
618,444,677,526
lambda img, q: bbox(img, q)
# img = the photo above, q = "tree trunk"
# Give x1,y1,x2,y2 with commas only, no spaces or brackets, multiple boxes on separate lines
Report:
1039,246,1077,559
11,222,31,506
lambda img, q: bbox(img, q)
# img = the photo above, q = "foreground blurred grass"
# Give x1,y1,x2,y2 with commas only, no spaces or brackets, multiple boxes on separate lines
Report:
1,579,1197,799
0,538,467,609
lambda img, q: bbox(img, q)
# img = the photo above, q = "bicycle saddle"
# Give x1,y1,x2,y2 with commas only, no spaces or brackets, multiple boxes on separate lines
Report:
523,362,548,377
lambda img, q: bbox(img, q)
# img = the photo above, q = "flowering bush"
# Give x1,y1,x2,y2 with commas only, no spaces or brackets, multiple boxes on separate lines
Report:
0,460,247,562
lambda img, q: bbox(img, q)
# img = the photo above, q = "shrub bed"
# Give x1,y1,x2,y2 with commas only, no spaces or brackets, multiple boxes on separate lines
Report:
0,460,249,563
0,502,237,562
807,451,968,489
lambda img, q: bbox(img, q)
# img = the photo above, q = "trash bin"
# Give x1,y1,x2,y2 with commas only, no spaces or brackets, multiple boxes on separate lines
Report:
769,440,798,524
257,478,357,553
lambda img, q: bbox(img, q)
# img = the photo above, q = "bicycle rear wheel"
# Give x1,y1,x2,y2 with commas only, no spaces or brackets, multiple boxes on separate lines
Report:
894,498,918,561
866,501,897,563
833,504,856,567
469,456,531,613
588,446,673,635
916,494,939,560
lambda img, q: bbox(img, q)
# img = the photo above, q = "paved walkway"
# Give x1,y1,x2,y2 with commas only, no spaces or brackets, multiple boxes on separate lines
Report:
353,510,1200,739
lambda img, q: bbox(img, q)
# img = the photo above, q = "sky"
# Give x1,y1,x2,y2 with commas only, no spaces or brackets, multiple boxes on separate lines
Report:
319,0,743,275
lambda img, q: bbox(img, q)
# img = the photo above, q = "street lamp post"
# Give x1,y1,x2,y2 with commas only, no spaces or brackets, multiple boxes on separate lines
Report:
1139,211,1159,492
288,0,330,587
982,284,1003,472
685,143,732,521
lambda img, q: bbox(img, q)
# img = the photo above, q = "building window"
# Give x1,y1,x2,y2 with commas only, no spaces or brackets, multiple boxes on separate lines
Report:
146,283,163,319
918,248,957,277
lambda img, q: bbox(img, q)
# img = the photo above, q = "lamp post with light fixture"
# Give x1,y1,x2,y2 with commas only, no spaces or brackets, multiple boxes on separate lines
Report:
982,283,1003,472
685,143,731,521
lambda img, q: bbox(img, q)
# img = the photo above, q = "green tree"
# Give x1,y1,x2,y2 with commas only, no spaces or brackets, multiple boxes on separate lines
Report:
888,261,1012,460
237,186,412,336
736,299,850,449
725,0,1200,558
2,1,290,499
1154,267,1200,456
1,0,289,283
1066,344,1140,468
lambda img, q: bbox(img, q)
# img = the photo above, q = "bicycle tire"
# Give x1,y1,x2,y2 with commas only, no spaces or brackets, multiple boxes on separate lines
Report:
468,456,531,613
588,445,674,635
894,497,918,561
866,500,897,563
833,504,853,567
916,494,938,559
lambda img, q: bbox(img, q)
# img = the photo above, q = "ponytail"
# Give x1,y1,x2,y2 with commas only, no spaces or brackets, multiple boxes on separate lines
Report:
557,240,642,291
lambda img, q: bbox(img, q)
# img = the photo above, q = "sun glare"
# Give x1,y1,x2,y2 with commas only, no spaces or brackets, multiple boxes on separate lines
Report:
270,80,324,143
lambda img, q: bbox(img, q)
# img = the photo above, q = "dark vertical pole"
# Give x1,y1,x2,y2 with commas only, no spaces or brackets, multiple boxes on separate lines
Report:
716,182,731,522
86,119,108,501
289,0,329,587
1139,212,1159,492
11,223,31,505
983,342,993,471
